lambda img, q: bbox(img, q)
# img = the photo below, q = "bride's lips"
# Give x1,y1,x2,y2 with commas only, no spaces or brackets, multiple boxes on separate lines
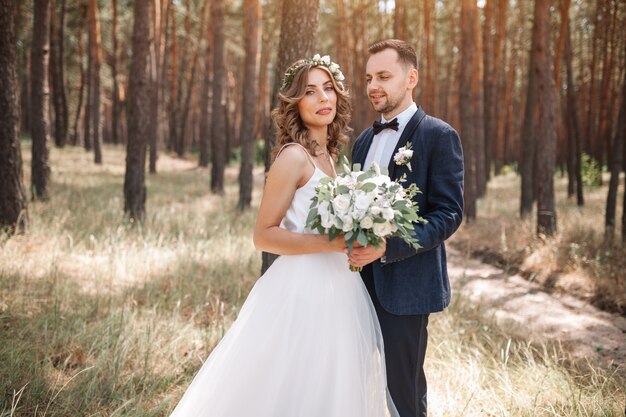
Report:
316,107,333,115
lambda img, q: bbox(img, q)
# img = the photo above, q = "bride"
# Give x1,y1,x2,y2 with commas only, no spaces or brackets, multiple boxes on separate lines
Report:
168,55,398,417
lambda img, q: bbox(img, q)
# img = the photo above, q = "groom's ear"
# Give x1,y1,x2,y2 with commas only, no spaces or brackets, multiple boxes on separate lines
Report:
407,68,419,90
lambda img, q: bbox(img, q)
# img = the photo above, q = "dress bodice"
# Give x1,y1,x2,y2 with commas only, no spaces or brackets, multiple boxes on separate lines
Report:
279,167,326,234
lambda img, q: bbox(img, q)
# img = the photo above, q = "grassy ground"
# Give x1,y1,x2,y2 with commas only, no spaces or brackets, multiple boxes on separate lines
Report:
1,144,624,416
450,168,626,316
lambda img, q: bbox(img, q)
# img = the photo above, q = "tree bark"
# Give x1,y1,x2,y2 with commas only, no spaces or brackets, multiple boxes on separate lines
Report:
533,0,558,236
111,0,121,145
393,0,409,43
459,0,480,221
198,3,212,168
238,0,261,209
49,0,68,148
124,0,152,221
483,0,496,178
30,0,52,200
563,0,584,207
149,0,168,174
605,39,626,243
210,0,227,194
520,1,543,218
71,2,87,146
87,0,102,163
167,5,178,154
0,0,28,232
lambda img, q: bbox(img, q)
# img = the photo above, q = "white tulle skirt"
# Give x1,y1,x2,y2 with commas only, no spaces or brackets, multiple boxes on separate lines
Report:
169,251,398,417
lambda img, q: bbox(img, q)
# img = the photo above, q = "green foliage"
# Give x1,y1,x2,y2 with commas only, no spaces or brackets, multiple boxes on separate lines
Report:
228,140,267,166
581,153,603,187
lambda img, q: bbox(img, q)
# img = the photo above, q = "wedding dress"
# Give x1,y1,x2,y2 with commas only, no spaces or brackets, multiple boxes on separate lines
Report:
169,143,398,417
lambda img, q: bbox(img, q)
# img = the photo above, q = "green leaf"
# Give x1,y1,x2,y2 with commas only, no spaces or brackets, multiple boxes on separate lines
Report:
357,230,368,246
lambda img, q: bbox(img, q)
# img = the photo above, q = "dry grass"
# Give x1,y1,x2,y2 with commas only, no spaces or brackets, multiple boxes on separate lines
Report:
0,144,624,416
450,170,626,315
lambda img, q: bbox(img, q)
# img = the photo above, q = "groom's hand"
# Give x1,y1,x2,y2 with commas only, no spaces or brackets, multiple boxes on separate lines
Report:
346,241,386,268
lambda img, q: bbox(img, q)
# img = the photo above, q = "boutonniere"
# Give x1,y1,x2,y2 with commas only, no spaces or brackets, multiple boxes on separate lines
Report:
393,142,414,172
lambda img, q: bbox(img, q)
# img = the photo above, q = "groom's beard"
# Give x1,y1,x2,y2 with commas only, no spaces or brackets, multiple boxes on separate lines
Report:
368,89,404,116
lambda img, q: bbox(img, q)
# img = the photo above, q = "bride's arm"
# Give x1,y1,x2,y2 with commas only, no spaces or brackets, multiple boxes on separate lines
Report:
253,146,345,255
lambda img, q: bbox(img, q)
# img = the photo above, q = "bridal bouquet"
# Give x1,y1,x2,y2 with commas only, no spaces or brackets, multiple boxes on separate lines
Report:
306,157,427,270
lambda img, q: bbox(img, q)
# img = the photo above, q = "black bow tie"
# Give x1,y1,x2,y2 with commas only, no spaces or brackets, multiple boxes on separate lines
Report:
372,118,399,135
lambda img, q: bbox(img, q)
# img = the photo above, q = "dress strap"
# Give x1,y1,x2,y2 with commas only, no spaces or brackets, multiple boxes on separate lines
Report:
275,142,317,170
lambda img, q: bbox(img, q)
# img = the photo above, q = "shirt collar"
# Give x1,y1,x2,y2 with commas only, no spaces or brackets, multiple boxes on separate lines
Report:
380,102,418,132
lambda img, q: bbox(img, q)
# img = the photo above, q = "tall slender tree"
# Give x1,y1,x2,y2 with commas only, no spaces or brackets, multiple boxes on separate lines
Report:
562,0,583,207
124,0,152,221
238,0,261,209
31,0,52,200
459,0,481,220
86,0,102,163
520,2,543,218
49,0,68,148
605,40,626,243
210,0,226,194
533,0,558,236
111,0,121,145
0,0,28,232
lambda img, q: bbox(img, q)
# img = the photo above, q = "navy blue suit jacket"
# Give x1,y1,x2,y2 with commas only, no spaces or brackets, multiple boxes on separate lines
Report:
352,106,464,315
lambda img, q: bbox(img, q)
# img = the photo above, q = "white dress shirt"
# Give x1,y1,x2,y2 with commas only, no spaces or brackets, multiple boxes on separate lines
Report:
364,102,418,171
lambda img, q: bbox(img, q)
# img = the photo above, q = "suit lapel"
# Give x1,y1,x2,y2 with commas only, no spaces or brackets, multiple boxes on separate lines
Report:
387,106,426,179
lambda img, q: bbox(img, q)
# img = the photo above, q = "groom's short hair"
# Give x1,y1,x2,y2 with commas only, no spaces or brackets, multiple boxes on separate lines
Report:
368,39,418,70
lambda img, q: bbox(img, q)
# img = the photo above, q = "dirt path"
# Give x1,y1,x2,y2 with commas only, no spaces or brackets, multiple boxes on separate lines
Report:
446,244,626,376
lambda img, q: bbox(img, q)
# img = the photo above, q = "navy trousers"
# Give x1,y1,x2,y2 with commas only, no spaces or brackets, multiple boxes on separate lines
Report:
361,265,429,417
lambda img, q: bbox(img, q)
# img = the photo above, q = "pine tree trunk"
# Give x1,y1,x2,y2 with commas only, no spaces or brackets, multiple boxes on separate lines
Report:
111,0,120,145
0,0,28,232
238,0,261,210
261,0,320,273
210,0,226,194
198,8,212,168
49,0,67,148
149,0,168,174
393,0,408,41
459,0,479,221
520,2,543,217
605,39,626,243
533,0,558,236
30,0,52,200
563,0,584,207
71,2,86,146
124,0,152,221
87,0,102,163
483,0,496,178
167,7,178,154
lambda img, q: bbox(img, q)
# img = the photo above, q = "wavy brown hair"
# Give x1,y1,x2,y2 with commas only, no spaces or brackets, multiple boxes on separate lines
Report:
270,61,352,161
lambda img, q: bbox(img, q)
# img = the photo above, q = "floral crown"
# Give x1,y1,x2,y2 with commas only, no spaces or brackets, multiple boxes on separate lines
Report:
280,54,345,91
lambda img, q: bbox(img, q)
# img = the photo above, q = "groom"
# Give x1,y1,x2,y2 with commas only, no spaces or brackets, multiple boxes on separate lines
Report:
349,39,464,417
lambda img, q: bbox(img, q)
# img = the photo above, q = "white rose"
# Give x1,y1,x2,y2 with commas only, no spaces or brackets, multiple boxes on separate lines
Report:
321,55,331,65
360,216,374,229
336,72,345,81
354,192,373,212
382,207,395,221
332,194,351,215
373,222,389,237
370,206,382,216
341,215,353,232
313,54,321,61
329,63,339,73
